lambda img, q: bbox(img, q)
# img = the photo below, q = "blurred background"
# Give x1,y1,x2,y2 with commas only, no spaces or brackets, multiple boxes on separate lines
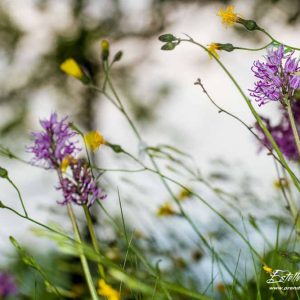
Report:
1,0,300,298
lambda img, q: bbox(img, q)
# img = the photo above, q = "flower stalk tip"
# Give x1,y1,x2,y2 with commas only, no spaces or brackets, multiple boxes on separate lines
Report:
101,40,110,61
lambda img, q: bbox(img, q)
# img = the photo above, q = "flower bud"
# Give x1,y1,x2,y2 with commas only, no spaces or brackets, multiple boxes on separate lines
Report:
0,167,8,178
107,143,123,153
237,19,261,31
159,34,176,43
161,42,177,51
218,43,234,52
113,51,123,62
101,40,110,61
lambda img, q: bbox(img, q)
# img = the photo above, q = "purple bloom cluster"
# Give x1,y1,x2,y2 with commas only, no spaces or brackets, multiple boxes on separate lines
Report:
256,101,300,161
250,45,300,106
0,272,18,297
29,113,106,206
58,159,106,207
29,113,79,169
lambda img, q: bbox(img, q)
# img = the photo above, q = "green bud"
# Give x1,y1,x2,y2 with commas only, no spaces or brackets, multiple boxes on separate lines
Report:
0,201,5,208
161,42,177,51
0,167,8,178
106,142,123,153
219,43,234,52
159,34,176,43
113,51,123,62
101,40,110,61
238,19,260,31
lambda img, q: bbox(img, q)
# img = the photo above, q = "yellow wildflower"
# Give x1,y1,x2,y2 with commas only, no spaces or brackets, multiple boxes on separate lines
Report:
178,188,192,201
60,155,76,173
98,280,120,300
216,282,226,293
263,265,273,273
60,58,84,80
156,202,176,217
84,130,105,152
217,6,239,27
207,43,220,59
273,178,289,189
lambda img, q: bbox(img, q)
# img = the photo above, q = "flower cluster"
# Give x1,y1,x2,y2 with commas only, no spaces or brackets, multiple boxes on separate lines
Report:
29,113,106,206
29,113,79,169
250,45,300,106
255,101,300,161
0,272,18,297
58,159,106,207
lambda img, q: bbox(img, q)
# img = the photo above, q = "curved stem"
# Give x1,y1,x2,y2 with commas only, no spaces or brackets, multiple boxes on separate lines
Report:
7,177,28,217
287,100,300,158
67,204,99,300
259,29,300,51
234,42,272,52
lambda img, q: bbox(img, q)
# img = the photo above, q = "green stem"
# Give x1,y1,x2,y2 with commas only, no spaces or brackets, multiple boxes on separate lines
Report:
7,177,28,217
83,204,106,279
233,42,272,51
287,100,300,158
67,204,99,300
259,29,300,51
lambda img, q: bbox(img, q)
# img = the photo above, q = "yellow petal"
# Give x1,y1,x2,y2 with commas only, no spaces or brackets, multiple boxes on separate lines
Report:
263,265,272,273
60,156,76,173
98,280,120,300
207,43,220,59
84,131,105,152
60,58,84,79
217,6,239,27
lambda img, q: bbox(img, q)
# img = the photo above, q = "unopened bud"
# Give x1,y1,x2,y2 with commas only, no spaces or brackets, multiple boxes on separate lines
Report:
0,167,8,179
161,42,177,51
159,34,176,43
113,51,123,62
101,40,110,61
237,19,261,31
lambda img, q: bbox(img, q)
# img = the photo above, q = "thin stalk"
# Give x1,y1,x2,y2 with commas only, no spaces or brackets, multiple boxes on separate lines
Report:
83,204,106,279
234,42,273,51
7,177,28,217
286,100,300,158
67,204,99,300
259,29,300,51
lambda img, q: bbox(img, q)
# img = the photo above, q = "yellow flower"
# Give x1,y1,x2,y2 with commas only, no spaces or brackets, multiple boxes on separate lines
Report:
60,155,76,173
178,188,192,201
98,280,120,300
84,131,105,152
60,58,84,80
207,43,220,59
263,265,273,273
273,178,289,189
156,202,176,217
217,6,239,27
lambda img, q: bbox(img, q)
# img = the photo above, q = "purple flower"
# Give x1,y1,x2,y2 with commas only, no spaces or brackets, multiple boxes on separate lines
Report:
255,101,300,161
29,113,79,169
0,272,18,297
250,45,300,106
57,159,106,207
